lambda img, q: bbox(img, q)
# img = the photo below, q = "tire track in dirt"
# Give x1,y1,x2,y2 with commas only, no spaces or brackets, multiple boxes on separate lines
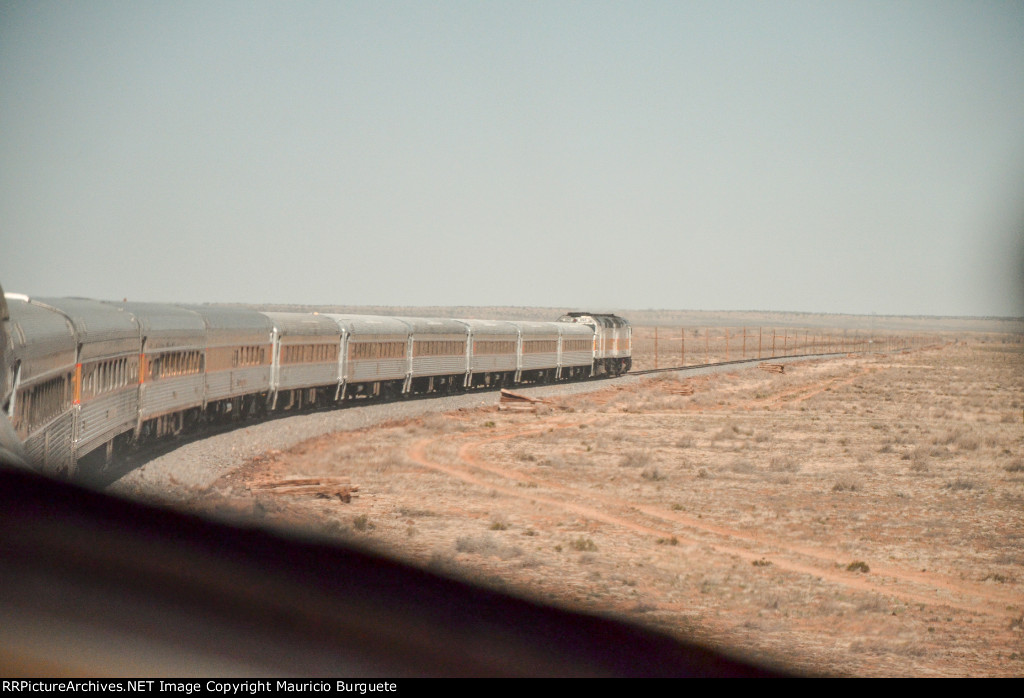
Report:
671,364,880,414
404,417,1021,621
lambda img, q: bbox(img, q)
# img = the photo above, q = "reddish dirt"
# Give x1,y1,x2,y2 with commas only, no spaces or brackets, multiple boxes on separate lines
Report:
191,342,1024,676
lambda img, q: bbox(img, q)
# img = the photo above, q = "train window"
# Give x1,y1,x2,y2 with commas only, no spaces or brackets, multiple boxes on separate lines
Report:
524,340,557,354
474,340,514,355
15,372,72,433
351,341,402,361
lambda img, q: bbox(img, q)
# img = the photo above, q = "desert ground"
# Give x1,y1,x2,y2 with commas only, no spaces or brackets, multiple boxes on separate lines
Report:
170,335,1023,676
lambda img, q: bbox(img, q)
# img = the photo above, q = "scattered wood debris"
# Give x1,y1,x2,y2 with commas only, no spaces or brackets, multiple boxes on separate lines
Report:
251,476,358,503
499,389,548,412
758,363,785,374
666,383,694,395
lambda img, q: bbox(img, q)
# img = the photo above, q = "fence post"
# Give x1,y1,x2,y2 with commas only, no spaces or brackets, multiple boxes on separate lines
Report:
654,326,659,370
758,327,762,359
705,328,709,365
681,328,685,367
725,328,730,361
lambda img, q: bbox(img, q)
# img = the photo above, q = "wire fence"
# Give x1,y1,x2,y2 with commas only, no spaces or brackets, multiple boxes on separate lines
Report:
629,326,939,372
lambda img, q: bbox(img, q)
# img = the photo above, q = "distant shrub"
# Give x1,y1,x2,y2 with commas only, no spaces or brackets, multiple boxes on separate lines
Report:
729,458,754,474
832,478,858,492
768,455,799,472
1004,459,1024,473
620,451,652,468
456,535,522,560
570,537,598,552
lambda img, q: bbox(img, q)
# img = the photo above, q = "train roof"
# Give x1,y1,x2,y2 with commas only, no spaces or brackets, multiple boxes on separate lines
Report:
35,297,141,360
557,322,596,336
101,302,206,352
560,312,629,328
562,312,626,319
324,314,411,336
394,317,468,336
4,296,77,360
457,319,519,337
514,321,561,337
263,311,341,338
103,301,207,334
177,305,274,346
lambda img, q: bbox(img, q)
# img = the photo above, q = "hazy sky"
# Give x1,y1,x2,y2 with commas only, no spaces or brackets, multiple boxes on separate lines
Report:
2,1,1022,316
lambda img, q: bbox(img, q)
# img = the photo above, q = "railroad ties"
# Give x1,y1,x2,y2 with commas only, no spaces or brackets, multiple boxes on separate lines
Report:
498,389,548,412
251,476,358,503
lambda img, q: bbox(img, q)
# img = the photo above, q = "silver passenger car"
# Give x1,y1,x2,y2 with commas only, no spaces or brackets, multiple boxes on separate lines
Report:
461,319,519,388
3,295,77,475
399,317,469,394
326,315,410,399
264,312,341,410
106,302,206,437
186,305,274,415
513,320,560,382
557,322,596,380
39,297,142,464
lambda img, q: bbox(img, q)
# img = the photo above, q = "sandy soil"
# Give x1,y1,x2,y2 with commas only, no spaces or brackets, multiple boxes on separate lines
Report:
182,340,1024,677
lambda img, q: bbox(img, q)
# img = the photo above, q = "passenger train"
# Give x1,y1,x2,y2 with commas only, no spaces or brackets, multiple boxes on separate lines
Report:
0,286,631,479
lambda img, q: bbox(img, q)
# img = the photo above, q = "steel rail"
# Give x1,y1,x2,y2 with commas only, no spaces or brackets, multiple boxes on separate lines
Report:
626,351,854,376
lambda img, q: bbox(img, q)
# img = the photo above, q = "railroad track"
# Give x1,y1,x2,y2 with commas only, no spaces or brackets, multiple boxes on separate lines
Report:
626,351,850,376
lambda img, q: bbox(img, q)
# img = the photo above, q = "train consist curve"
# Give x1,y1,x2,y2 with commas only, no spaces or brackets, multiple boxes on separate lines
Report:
0,287,631,479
